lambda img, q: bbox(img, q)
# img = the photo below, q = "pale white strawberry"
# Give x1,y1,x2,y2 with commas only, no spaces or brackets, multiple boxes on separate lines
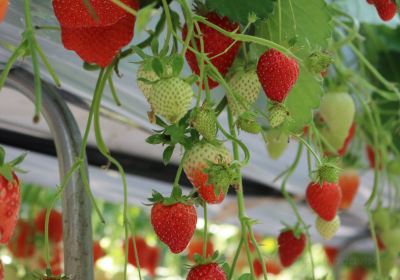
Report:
316,215,340,240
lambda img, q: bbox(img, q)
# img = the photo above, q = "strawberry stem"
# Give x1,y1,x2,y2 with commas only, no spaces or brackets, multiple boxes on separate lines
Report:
202,203,208,257
0,146,4,166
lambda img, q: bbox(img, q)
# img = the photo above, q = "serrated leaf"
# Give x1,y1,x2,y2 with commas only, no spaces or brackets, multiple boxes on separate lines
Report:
206,0,275,25
136,3,156,32
285,65,323,132
146,134,168,145
163,145,175,165
258,0,333,58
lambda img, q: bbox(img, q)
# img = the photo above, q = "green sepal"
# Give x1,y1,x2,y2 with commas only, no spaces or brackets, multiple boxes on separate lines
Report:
306,50,334,74
236,111,261,134
151,57,164,78
171,55,184,77
203,161,240,197
0,150,27,181
314,158,341,184
147,189,195,207
163,145,175,165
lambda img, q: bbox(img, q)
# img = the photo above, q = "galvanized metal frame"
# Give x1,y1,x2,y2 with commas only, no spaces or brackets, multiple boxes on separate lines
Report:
5,68,94,280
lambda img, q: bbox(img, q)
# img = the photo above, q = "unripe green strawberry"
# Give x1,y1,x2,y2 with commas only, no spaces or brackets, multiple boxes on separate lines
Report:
306,51,334,74
318,92,355,150
191,107,217,141
269,103,288,128
316,215,340,240
183,142,233,204
150,77,193,123
137,64,172,101
262,130,289,160
237,112,261,134
227,70,261,115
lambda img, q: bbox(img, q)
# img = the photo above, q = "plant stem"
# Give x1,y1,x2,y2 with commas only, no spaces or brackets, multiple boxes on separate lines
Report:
227,108,258,280
228,237,243,280
202,203,208,257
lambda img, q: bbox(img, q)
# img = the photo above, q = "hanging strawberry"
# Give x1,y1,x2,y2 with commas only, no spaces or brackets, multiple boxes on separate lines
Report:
52,0,139,67
277,228,306,267
7,220,36,259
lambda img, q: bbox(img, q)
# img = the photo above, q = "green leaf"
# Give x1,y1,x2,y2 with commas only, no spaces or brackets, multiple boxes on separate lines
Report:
146,134,168,145
205,0,275,25
222,262,230,276
136,3,156,32
238,273,251,280
162,145,175,165
258,0,333,58
285,65,323,132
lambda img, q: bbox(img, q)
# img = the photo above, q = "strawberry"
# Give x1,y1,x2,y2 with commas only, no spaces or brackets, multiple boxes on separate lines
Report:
338,169,360,209
318,92,355,151
367,0,376,4
125,236,150,268
7,220,36,259
253,259,282,276
227,70,261,115
187,238,214,262
93,240,105,264
237,111,262,134
35,209,63,243
375,0,397,21
323,246,338,266
151,202,197,254
348,266,368,280
150,77,193,123
52,0,139,67
257,49,299,103
277,229,306,267
137,63,172,101
306,181,342,221
0,0,8,22
306,51,334,75
191,107,217,141
183,142,233,204
0,172,20,244
316,215,340,240
268,103,289,128
147,246,160,277
187,263,226,280
182,12,240,89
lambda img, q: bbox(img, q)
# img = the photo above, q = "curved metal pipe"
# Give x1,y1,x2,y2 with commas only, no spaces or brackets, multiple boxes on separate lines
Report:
5,68,94,280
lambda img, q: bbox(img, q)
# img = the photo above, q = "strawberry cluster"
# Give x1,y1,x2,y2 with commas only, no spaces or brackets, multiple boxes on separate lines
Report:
125,236,160,276
367,0,398,21
52,0,139,67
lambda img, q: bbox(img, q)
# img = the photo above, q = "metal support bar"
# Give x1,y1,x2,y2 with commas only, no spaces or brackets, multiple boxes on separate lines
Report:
5,68,94,280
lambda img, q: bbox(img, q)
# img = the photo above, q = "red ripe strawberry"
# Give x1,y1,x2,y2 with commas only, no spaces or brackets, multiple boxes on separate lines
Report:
337,122,356,156
306,181,342,221
93,240,105,264
187,263,226,280
183,142,233,204
349,266,368,280
257,49,299,103
151,203,197,254
52,0,139,67
182,12,240,89
0,0,8,23
125,236,150,268
278,229,306,267
366,145,382,169
0,172,20,244
338,169,360,209
35,209,63,243
375,0,397,21
7,220,36,259
253,259,282,277
39,243,64,276
323,246,338,266
147,246,160,277
187,238,214,261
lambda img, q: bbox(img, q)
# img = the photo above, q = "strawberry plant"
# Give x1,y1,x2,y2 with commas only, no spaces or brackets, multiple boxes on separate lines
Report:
1,0,400,279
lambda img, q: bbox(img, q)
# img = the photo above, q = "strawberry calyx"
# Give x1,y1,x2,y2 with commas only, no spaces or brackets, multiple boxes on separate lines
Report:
0,146,27,182
306,50,334,74
190,250,223,267
269,103,289,128
315,158,341,184
237,111,262,134
280,223,306,240
203,159,240,198
147,188,197,207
